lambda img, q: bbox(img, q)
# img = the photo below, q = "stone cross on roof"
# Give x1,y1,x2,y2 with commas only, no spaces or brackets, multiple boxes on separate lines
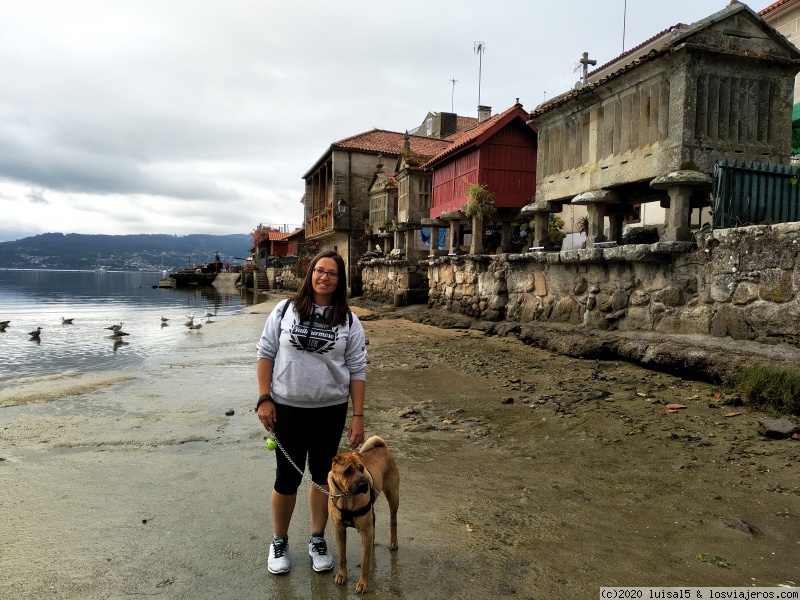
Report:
579,52,597,85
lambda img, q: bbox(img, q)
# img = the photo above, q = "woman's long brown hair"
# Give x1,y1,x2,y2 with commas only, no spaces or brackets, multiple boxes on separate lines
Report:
289,250,350,326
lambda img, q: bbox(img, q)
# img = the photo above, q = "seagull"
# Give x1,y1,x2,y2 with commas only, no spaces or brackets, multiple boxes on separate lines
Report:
204,311,214,318
61,317,75,324
188,319,203,331
0,322,8,332
29,327,42,339
105,322,124,332
184,318,195,327
111,330,130,338
0,320,10,326
161,316,170,323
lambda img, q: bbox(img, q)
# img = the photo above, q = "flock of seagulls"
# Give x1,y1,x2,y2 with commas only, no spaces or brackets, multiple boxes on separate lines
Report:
181,314,207,331
1,311,219,345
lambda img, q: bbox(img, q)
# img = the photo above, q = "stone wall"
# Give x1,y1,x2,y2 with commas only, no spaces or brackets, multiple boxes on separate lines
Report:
361,259,429,305
422,223,800,347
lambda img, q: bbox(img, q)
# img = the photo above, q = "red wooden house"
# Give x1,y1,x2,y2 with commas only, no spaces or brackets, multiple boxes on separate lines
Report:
423,103,537,219
266,230,292,257
267,228,306,256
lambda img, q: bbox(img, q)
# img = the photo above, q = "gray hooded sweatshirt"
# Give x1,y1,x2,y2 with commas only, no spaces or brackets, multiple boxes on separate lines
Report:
256,299,367,408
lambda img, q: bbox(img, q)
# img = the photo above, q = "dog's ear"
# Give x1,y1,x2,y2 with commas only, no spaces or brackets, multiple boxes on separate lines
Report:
331,454,345,466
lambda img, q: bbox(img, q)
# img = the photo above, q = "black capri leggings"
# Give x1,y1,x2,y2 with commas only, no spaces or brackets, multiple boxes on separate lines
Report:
271,402,348,496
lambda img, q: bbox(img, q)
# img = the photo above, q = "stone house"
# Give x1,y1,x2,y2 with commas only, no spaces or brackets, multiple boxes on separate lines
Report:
525,2,800,249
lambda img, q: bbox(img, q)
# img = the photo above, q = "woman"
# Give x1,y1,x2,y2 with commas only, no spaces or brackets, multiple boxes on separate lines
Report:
255,250,367,576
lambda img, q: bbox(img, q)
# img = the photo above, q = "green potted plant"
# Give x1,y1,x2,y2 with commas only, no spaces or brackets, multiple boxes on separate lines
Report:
463,182,496,220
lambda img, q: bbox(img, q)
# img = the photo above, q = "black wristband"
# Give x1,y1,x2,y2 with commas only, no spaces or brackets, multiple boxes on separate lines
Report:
256,394,273,410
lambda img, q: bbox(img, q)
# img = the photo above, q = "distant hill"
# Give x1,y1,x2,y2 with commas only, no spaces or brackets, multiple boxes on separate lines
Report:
0,233,252,271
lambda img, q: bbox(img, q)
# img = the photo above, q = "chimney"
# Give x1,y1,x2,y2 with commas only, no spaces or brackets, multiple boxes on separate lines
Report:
438,112,458,138
478,105,492,123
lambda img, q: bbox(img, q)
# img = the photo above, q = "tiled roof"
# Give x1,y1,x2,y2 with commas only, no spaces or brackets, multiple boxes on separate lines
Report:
759,0,796,17
530,48,668,119
285,227,305,240
267,231,291,241
587,24,687,79
530,3,781,120
332,129,451,158
303,129,451,179
456,115,479,131
421,104,531,168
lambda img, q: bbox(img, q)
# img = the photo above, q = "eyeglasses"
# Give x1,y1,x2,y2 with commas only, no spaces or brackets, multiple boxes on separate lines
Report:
312,267,339,279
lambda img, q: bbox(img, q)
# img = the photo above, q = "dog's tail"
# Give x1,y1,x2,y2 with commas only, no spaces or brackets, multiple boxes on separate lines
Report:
360,435,386,453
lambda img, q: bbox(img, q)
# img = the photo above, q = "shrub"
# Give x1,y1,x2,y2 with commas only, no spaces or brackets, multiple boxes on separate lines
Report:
723,365,800,416
622,226,659,245
463,182,496,220
548,215,566,247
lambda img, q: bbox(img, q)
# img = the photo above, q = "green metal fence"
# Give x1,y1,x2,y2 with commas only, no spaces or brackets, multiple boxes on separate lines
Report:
713,160,800,228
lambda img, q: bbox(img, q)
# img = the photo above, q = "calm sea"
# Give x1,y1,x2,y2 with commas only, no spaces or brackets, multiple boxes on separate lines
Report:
0,269,263,383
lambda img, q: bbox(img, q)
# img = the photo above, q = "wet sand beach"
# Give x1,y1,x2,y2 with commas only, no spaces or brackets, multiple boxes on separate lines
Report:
1,297,798,599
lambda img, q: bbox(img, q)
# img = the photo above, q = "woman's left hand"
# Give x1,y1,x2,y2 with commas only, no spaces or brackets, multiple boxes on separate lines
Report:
347,417,365,449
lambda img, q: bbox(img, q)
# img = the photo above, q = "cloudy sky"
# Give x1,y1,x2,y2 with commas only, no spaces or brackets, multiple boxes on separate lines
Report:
0,1,775,241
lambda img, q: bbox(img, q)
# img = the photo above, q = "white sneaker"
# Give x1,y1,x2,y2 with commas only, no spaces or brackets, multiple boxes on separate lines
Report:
268,537,290,574
308,536,334,572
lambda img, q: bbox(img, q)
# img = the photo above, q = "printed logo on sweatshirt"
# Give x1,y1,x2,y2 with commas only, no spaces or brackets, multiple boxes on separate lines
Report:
288,315,339,354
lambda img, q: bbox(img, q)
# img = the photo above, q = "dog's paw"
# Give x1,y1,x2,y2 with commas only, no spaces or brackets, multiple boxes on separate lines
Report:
334,572,347,586
388,540,398,551
355,579,368,594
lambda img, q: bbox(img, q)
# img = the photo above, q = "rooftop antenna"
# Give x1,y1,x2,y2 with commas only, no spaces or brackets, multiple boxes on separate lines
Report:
474,41,485,106
450,77,458,112
622,0,627,52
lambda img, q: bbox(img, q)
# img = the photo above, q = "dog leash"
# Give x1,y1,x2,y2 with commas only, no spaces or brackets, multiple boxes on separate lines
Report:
266,430,349,499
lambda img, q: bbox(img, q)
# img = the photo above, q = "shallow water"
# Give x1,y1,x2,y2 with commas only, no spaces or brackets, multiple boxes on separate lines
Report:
0,269,263,383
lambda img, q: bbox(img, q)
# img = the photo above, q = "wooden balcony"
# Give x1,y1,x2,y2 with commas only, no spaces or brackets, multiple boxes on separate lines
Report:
306,212,334,238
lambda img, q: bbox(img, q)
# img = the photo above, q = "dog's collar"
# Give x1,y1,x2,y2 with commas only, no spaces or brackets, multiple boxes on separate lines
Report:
333,487,376,528
331,478,350,497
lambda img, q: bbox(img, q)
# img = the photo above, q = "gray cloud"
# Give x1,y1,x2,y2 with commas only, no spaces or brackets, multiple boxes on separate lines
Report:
26,189,48,205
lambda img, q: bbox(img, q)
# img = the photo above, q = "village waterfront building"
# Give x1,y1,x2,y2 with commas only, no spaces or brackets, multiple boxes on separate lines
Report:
526,2,800,247
301,119,473,293
422,103,538,256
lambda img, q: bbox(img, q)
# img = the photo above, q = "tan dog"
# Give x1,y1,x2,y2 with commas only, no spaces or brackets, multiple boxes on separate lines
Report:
327,435,399,593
